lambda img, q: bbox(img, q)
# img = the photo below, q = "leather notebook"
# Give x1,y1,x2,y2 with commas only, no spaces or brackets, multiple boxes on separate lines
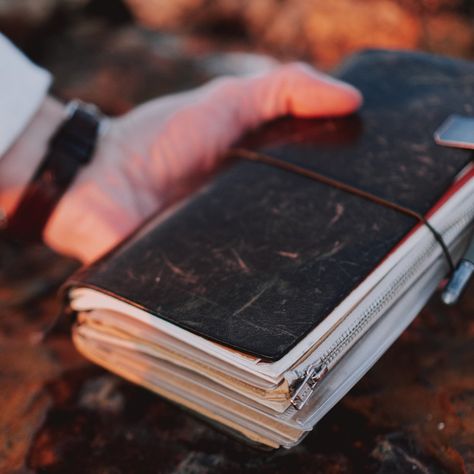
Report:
66,50,474,448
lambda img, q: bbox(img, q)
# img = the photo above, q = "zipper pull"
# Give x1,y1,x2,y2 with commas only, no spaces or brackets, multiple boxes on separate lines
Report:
290,363,328,410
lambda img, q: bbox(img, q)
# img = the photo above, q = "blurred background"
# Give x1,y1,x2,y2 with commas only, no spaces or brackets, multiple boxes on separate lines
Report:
2,0,474,113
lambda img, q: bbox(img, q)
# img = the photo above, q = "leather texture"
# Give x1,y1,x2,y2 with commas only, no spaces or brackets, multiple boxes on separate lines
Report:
68,50,473,361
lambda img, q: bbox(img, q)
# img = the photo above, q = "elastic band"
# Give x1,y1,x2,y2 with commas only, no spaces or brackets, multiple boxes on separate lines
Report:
227,147,455,273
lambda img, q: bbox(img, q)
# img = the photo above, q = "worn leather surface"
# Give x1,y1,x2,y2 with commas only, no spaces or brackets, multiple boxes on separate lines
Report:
69,50,473,360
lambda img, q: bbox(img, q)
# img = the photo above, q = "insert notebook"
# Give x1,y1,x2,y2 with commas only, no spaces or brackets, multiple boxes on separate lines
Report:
66,50,474,448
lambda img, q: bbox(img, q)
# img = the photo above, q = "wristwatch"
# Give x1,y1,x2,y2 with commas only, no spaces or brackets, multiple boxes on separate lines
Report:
2,100,104,243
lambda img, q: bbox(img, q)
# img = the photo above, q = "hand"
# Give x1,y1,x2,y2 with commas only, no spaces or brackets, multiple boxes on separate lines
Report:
5,62,362,263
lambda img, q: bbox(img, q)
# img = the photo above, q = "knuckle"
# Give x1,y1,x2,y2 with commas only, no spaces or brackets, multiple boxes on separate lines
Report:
207,76,243,97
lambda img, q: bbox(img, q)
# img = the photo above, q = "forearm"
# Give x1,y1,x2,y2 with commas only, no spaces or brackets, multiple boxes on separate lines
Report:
0,96,65,217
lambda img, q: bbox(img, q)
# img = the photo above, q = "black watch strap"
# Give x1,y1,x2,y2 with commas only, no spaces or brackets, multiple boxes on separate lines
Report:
5,101,102,242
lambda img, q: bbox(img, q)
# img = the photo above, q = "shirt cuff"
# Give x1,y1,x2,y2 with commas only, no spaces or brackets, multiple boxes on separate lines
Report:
0,34,52,157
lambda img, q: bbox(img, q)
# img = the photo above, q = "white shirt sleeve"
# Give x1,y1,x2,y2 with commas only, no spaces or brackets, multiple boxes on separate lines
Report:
0,33,52,157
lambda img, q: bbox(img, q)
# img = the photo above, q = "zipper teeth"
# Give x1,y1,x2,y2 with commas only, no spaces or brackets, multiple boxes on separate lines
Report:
322,267,419,366
290,204,474,389
321,245,432,367
320,208,474,369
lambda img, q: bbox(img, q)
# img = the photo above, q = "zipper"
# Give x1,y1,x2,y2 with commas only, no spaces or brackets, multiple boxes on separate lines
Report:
288,202,474,410
289,363,328,409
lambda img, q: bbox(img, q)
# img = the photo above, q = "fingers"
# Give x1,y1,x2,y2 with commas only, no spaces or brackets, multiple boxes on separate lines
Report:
152,62,362,177
247,62,363,121
193,61,362,130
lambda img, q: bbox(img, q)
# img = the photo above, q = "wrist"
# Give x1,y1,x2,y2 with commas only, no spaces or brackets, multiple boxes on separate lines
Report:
43,120,124,263
0,96,66,217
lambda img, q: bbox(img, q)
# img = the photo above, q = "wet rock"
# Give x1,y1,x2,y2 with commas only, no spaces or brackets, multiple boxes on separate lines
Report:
79,375,125,414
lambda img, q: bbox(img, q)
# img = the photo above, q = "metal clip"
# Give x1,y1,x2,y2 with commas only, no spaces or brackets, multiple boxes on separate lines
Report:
434,114,474,149
442,235,474,305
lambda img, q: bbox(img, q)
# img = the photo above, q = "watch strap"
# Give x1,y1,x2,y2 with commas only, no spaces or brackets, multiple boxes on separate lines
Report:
4,101,102,242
